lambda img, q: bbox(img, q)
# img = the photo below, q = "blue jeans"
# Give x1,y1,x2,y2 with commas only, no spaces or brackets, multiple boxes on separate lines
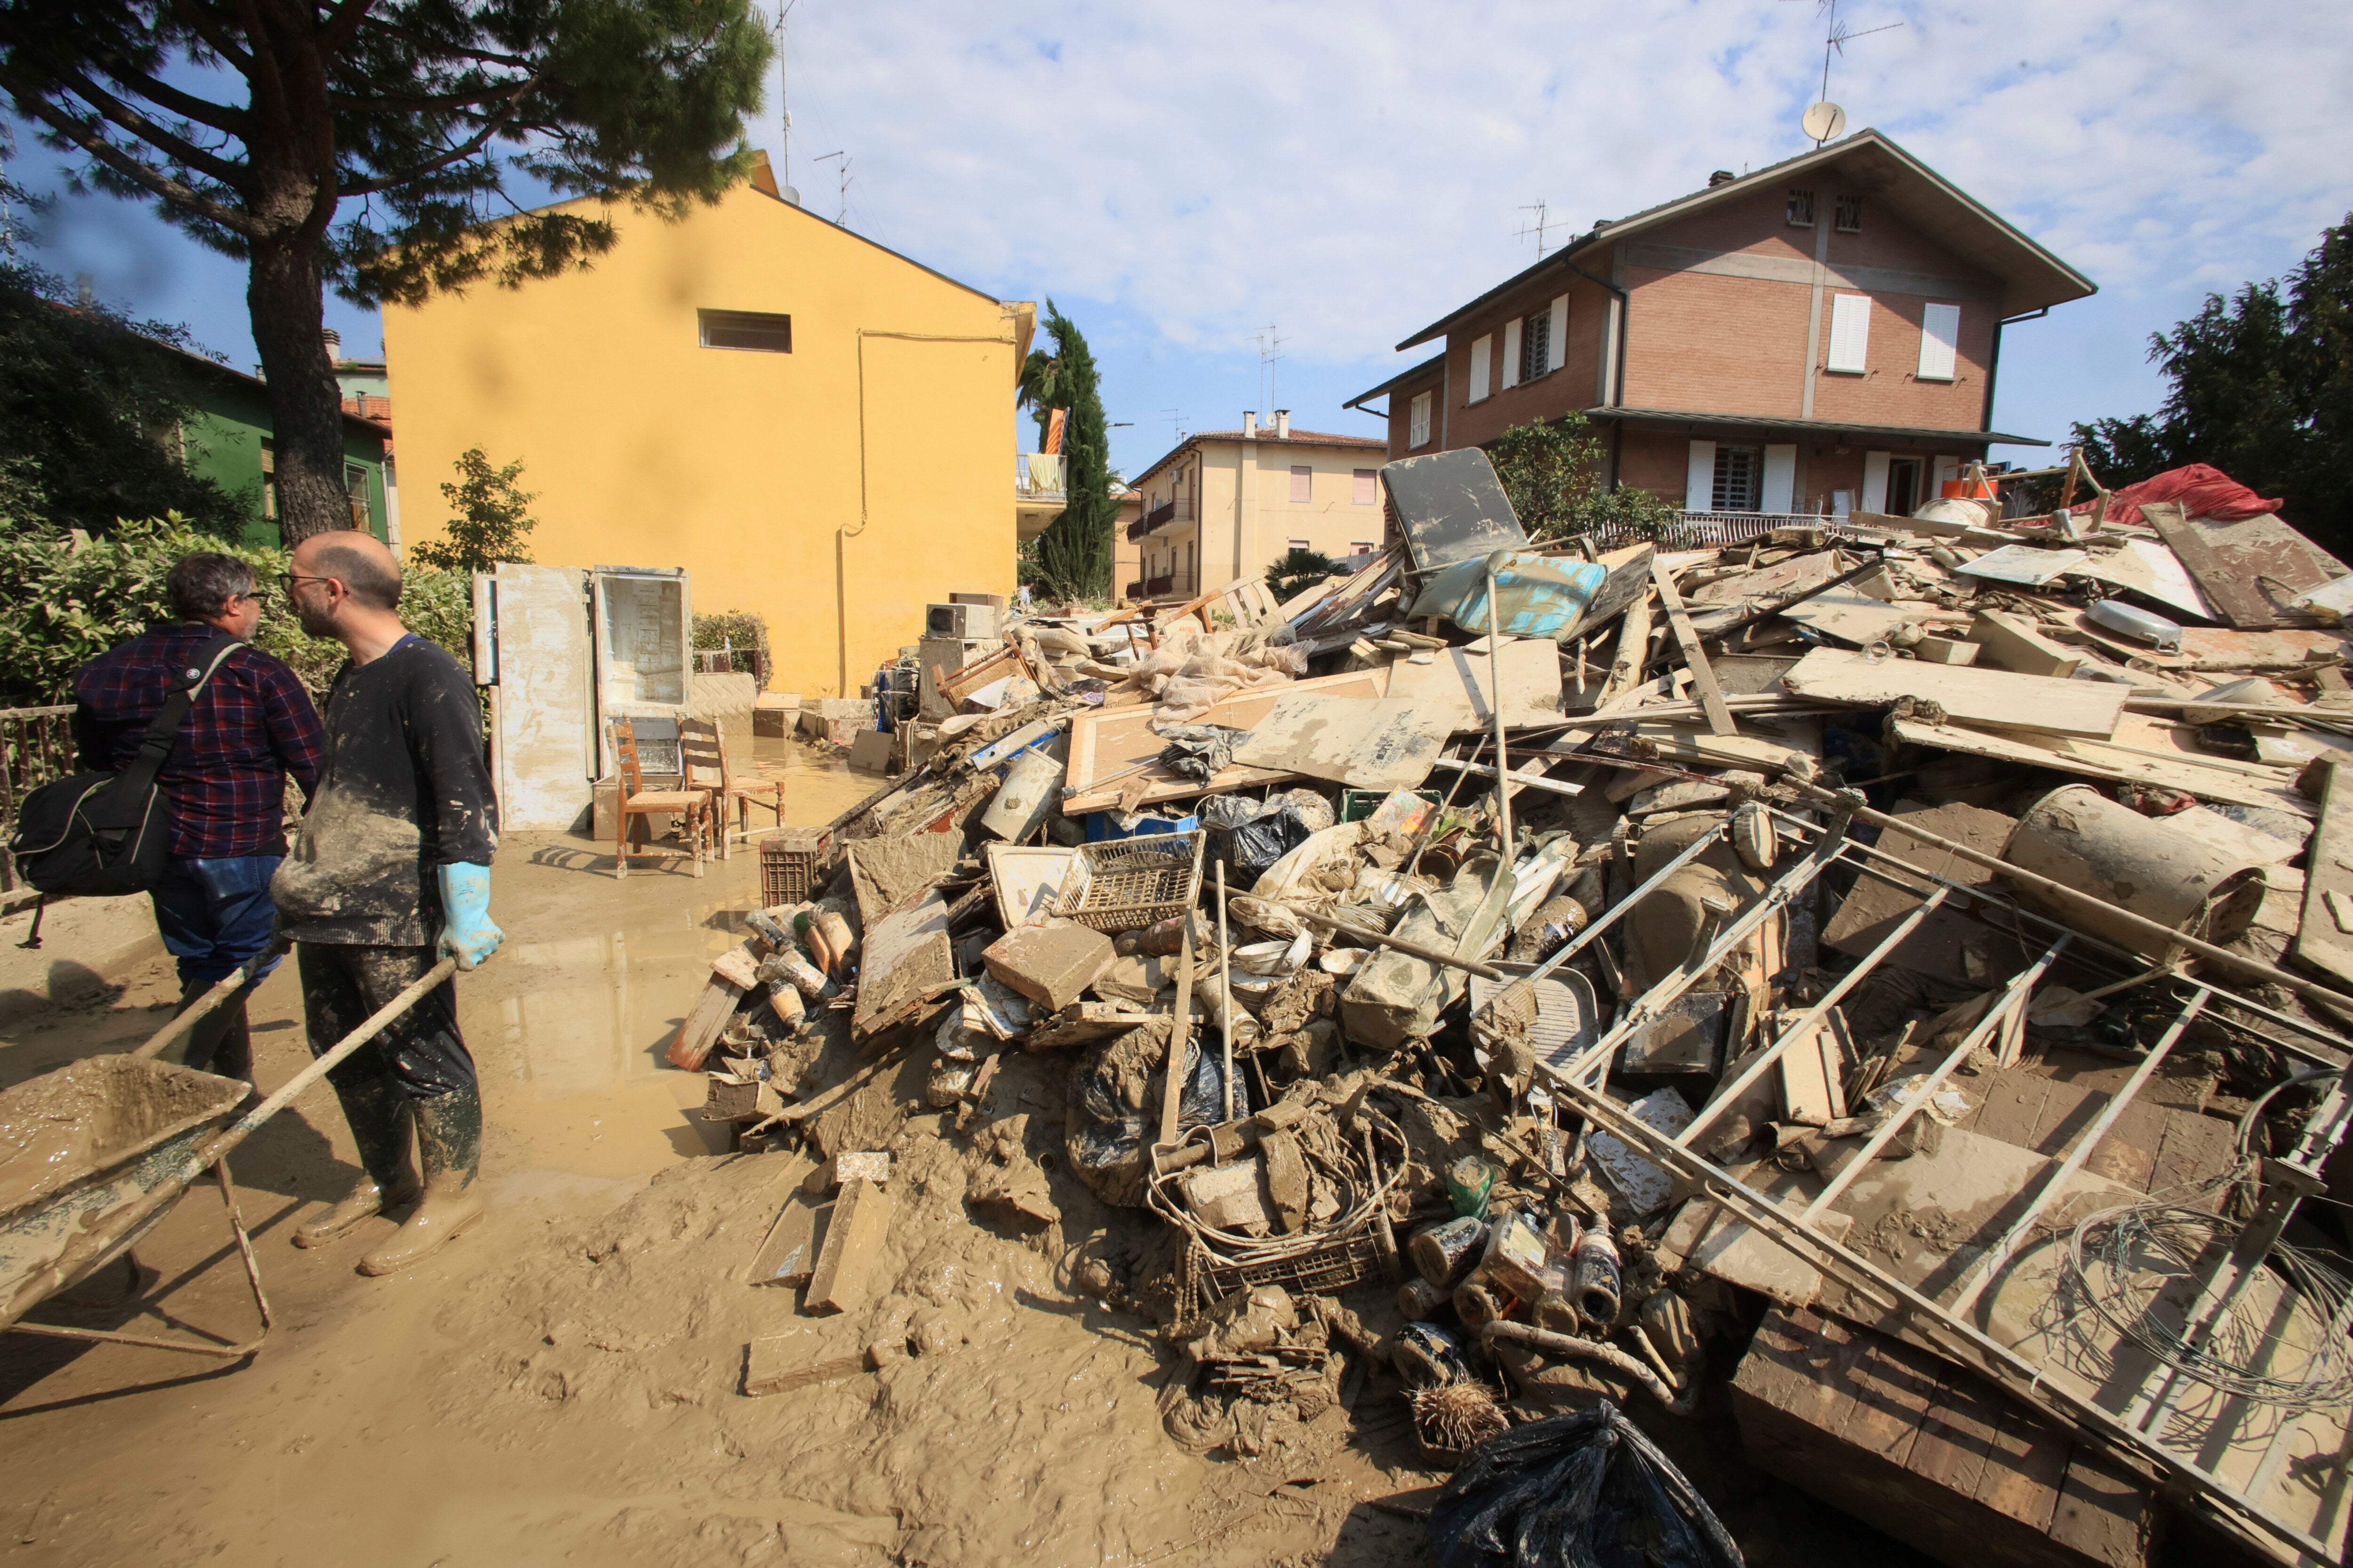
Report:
149,854,286,987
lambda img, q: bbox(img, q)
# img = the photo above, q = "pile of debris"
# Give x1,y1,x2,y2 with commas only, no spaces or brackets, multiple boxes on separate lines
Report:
673,449,2353,1568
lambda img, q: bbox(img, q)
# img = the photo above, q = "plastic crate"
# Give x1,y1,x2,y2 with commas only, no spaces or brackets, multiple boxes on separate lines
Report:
1182,1232,1383,1316
760,830,827,906
1050,831,1203,933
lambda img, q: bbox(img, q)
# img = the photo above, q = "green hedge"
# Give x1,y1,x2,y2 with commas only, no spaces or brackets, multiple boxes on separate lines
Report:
0,514,474,706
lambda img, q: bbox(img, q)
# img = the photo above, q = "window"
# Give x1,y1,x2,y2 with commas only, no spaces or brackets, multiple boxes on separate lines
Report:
259,438,278,520
344,462,371,528
1826,293,1871,374
1289,465,1312,503
1351,541,1376,556
697,308,792,352
1834,194,1862,232
1519,309,1551,383
1467,333,1493,403
1917,302,1961,382
1786,188,1815,227
1712,446,1762,512
1288,538,1310,552
1352,468,1378,504
1408,391,1433,448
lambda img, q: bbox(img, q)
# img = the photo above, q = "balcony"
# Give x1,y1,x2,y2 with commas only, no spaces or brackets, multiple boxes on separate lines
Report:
1127,571,1198,602
1126,494,1196,542
1016,452,1067,542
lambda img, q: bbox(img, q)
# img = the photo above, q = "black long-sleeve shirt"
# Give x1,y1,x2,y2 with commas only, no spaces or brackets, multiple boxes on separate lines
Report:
271,634,497,945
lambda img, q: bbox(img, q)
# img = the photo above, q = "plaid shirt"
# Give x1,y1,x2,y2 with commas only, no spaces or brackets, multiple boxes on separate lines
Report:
72,624,326,858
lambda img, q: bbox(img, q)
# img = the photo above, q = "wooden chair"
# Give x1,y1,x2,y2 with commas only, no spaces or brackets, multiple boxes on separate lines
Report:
677,717,784,858
612,718,712,878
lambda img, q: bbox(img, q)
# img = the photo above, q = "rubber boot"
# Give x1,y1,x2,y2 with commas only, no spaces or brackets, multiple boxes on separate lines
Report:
360,1082,485,1276
293,1076,420,1248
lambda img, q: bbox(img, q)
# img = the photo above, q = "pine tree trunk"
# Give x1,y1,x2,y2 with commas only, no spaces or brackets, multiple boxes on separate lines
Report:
248,236,351,544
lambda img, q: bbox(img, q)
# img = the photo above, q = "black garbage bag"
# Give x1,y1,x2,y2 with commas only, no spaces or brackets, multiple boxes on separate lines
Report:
1064,1020,1232,1207
1429,1401,1743,1568
1229,801,1316,880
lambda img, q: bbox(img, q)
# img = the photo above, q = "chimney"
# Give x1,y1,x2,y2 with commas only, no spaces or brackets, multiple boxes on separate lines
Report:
323,326,342,361
1241,411,1257,438
1273,409,1290,439
1707,169,1736,188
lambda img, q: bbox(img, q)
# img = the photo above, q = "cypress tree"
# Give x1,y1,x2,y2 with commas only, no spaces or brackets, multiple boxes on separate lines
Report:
1032,301,1113,602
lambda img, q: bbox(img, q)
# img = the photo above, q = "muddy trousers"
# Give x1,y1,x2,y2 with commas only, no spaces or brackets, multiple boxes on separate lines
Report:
298,942,480,1198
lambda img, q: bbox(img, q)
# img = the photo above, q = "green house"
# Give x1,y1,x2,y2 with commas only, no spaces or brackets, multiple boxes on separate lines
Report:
164,343,393,550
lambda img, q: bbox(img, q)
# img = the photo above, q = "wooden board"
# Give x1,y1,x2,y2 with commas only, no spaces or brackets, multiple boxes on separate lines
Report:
1231,695,1454,790
1060,667,1389,813
1821,798,2032,986
1777,587,1913,646
1651,557,1736,735
804,1176,895,1315
2147,498,2346,629
1889,717,2316,817
2297,760,2353,987
850,886,957,1040
2069,537,2217,623
1384,636,1562,730
1782,647,2126,738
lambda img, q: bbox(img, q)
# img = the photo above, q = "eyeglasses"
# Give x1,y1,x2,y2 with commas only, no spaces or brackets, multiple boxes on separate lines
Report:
279,573,331,592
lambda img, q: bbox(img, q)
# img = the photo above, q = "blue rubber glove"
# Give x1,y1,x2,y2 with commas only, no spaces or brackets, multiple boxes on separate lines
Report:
436,862,504,971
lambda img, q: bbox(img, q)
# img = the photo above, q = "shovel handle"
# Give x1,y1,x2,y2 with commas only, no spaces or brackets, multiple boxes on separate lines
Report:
131,938,292,1061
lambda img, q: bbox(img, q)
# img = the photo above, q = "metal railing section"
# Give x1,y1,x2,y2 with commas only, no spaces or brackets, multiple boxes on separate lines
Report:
0,705,75,892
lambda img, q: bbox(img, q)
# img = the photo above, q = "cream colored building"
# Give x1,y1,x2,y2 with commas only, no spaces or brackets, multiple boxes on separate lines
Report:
1125,413,1390,600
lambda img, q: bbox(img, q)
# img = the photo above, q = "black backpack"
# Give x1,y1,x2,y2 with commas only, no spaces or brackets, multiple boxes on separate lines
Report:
11,632,243,899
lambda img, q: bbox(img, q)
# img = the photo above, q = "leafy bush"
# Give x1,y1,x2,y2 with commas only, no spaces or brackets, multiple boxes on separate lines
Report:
1488,414,1679,542
0,513,473,705
408,448,536,573
691,608,769,651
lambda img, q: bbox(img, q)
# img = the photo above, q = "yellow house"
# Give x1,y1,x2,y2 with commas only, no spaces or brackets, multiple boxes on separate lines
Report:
1125,412,1390,600
383,155,1033,698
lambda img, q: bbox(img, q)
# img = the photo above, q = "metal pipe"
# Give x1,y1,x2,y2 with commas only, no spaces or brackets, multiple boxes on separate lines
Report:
1486,559,1513,859
1216,859,1235,1124
1285,903,1505,980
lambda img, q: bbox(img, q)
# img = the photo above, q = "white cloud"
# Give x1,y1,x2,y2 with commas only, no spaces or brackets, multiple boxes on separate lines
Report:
775,0,2353,371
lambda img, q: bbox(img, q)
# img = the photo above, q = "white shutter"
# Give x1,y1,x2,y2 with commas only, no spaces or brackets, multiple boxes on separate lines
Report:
1860,450,1891,514
1467,334,1493,403
1827,293,1871,374
1685,441,1717,511
1501,320,1522,389
1546,295,1568,372
1409,391,1432,449
1917,302,1961,382
1761,445,1797,514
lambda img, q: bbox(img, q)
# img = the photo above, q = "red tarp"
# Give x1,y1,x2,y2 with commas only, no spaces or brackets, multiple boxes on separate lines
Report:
2102,463,2284,528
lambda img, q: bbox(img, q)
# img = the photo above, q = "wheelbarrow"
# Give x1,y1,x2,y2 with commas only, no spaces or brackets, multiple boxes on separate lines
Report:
0,954,458,1362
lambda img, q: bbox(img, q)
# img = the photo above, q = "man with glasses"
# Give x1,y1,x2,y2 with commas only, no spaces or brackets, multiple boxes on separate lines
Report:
270,529,502,1276
71,552,325,1080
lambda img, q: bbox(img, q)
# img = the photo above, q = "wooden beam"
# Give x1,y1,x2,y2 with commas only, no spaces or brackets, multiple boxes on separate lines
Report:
1650,558,1737,736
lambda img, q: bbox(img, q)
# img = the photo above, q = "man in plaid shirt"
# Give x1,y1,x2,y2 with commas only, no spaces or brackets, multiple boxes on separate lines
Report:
72,553,325,1078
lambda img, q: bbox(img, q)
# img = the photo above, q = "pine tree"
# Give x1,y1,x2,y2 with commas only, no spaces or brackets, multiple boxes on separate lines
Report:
1031,301,1113,602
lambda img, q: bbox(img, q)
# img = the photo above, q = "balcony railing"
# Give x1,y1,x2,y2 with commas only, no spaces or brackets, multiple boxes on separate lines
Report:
1017,452,1065,501
0,705,76,893
1125,495,1197,542
1564,510,1854,555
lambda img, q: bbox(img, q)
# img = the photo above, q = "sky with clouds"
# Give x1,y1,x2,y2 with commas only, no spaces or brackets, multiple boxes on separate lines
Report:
9,0,2351,484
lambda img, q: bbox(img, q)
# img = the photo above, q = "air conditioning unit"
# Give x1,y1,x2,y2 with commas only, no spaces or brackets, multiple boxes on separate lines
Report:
926,602,998,640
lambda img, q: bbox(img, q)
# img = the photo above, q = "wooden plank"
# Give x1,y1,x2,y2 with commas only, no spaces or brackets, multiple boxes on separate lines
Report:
1782,647,2126,738
2298,760,2353,987
1230,695,1454,790
1060,667,1390,813
744,1328,865,1396
804,1176,895,1315
1967,609,2082,678
2147,499,2345,630
665,967,749,1070
1594,584,1655,708
1384,636,1562,730
1650,557,1736,736
1888,717,2317,817
1777,587,1914,646
1776,1008,1848,1125
1156,926,1196,1149
1821,799,2027,986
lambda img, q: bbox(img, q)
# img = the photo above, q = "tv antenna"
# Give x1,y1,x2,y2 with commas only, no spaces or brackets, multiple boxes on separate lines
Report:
1516,200,1569,258
1160,408,1184,446
771,0,800,204
1789,0,1902,144
815,150,851,225
1250,325,1286,416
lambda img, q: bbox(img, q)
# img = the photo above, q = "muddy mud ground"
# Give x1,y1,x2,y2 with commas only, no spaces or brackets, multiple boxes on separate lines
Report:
0,743,1924,1567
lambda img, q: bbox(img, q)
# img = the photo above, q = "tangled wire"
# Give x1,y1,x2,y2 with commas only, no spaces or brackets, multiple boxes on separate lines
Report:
1145,1101,1409,1270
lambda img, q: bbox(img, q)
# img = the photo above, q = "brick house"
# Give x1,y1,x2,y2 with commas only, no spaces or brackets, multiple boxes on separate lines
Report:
1344,129,2095,520
1125,412,1390,601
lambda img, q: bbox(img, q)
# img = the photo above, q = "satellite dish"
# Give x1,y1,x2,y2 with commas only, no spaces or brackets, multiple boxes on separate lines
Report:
1802,101,1848,143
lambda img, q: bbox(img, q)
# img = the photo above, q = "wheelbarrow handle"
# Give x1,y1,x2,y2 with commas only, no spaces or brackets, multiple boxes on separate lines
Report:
131,936,294,1062
2,957,460,1331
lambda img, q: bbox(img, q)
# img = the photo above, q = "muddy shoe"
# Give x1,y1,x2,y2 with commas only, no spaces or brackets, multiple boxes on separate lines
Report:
356,1180,484,1275
292,1175,419,1249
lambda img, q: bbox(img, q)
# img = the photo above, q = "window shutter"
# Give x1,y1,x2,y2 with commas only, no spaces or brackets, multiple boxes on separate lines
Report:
1409,392,1432,448
1917,303,1961,382
1353,469,1377,504
1501,320,1522,389
1467,335,1492,403
1827,294,1871,374
1289,465,1312,503
1761,445,1797,513
1546,295,1568,372
1684,441,1717,512
1860,451,1891,514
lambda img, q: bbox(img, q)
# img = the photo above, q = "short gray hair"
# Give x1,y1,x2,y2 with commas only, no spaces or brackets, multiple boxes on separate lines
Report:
167,553,256,622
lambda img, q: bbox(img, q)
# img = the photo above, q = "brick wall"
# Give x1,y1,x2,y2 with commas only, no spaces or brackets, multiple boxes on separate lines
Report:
1620,266,1814,417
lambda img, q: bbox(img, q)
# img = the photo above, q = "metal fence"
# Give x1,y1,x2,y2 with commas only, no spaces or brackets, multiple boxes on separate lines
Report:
1567,509,1860,555
0,706,75,892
